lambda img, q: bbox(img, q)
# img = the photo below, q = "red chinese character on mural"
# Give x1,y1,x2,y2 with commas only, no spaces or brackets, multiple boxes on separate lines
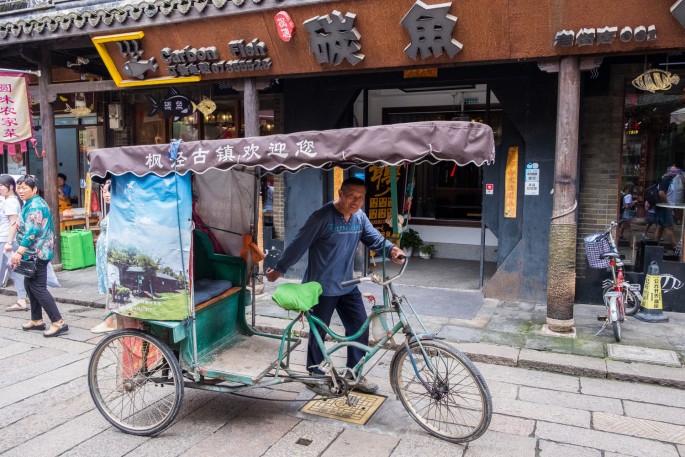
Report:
0,106,16,115
1,117,18,127
0,83,12,93
0,95,13,104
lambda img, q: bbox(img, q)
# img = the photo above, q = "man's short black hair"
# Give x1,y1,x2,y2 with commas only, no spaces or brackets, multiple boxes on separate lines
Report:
341,177,366,190
58,173,67,181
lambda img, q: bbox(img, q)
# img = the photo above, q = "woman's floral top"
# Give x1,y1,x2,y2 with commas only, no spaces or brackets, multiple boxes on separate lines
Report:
17,195,54,261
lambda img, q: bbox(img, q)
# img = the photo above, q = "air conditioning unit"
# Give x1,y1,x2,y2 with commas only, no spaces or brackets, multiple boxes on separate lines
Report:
108,103,123,130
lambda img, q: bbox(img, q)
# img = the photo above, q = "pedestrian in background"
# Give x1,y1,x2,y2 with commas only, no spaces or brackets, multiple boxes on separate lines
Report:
12,175,68,337
0,175,28,311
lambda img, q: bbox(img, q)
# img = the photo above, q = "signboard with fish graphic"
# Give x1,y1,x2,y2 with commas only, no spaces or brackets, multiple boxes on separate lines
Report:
148,88,196,121
631,69,680,93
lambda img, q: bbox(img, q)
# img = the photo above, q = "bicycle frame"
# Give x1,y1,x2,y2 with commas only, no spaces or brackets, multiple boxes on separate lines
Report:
271,258,437,386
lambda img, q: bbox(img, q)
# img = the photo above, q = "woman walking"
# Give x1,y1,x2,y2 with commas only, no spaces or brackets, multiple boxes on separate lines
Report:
0,175,29,311
11,175,68,337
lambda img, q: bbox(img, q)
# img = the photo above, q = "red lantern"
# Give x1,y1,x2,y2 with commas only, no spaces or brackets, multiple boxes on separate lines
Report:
274,11,295,42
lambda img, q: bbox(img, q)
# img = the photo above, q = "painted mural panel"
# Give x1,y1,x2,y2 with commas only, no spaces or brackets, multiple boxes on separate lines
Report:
106,173,192,321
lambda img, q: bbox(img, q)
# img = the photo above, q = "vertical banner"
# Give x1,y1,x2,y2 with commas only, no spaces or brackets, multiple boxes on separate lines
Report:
0,72,35,155
504,146,518,218
107,173,193,321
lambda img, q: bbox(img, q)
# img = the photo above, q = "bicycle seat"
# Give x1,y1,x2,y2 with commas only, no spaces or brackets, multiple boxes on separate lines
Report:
600,251,621,260
272,281,322,312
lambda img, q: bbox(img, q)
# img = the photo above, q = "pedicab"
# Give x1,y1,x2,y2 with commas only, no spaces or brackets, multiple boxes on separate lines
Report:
86,120,495,442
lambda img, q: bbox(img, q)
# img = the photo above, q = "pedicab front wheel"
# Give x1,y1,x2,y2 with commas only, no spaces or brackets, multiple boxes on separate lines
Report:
88,329,184,436
390,339,492,443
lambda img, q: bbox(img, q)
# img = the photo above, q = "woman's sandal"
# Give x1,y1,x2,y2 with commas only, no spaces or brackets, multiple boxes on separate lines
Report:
22,320,46,331
6,302,28,312
44,321,69,338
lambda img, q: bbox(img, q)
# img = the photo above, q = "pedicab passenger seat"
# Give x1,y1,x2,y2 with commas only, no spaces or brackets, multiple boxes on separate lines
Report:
192,230,251,354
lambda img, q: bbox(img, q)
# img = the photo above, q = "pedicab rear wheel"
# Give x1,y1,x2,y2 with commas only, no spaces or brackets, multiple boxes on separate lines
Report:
88,329,184,436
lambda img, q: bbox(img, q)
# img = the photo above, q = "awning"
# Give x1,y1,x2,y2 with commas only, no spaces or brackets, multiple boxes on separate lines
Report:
89,121,496,179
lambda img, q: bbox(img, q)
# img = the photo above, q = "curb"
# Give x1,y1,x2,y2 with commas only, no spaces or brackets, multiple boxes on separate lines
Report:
254,321,685,389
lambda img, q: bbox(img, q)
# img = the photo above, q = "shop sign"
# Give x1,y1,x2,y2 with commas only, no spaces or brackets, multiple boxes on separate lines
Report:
164,39,272,77
401,0,463,60
275,11,295,42
485,183,494,195
304,11,364,65
554,25,656,47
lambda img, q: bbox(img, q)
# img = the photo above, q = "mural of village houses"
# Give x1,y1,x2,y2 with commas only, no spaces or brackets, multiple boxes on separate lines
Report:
105,172,192,321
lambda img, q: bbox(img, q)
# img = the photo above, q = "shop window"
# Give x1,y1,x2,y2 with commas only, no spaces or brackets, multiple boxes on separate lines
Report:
383,98,500,222
621,71,685,263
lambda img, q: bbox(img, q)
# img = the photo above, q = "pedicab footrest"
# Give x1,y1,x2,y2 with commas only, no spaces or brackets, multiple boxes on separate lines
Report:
272,281,322,312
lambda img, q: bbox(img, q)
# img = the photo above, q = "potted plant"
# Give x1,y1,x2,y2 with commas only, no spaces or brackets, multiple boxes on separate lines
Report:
419,243,436,259
400,228,422,257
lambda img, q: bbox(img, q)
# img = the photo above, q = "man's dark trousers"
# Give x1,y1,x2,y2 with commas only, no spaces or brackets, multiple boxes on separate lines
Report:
307,288,368,374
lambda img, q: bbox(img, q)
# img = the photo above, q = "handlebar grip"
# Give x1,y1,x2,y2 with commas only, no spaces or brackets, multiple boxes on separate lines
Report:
341,278,362,287
397,255,407,261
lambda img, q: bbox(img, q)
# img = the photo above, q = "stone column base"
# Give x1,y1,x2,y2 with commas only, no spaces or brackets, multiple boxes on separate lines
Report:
546,317,575,334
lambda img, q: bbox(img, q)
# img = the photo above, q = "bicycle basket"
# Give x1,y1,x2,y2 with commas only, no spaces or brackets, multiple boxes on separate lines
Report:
584,233,611,269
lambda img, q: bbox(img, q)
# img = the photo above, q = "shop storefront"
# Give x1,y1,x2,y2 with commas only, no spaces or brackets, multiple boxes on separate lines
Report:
3,0,685,316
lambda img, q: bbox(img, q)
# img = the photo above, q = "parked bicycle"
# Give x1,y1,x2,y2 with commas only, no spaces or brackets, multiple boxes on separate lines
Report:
584,221,641,342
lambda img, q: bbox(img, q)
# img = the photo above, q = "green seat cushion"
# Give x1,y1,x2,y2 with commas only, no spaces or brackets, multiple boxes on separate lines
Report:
272,282,322,312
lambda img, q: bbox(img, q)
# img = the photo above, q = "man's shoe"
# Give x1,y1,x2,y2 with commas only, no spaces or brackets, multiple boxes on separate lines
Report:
346,374,378,393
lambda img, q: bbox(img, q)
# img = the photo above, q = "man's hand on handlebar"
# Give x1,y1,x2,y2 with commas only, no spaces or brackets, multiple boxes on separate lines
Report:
390,246,406,265
265,268,282,282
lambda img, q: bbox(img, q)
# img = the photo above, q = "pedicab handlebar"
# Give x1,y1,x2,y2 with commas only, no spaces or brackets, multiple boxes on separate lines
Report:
340,255,408,288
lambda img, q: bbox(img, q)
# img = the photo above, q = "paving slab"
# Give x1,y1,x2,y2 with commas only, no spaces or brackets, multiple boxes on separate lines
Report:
518,386,623,415
535,421,680,457
518,348,607,378
493,397,591,428
262,420,344,457
608,344,682,367
475,362,580,393
593,411,685,445
390,434,465,457
538,440,602,457
487,413,535,436
463,430,537,457
322,429,399,457
581,376,685,407
606,360,685,388
623,401,685,426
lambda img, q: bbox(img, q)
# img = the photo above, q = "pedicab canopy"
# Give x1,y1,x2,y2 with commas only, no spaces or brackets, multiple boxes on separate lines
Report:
94,121,495,322
88,121,495,179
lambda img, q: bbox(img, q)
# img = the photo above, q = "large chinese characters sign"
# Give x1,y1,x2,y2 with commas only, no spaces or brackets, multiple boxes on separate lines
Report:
0,72,34,156
365,165,407,240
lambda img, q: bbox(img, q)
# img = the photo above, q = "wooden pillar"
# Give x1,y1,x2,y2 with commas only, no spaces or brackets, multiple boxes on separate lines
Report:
38,47,61,265
243,78,259,137
546,56,580,333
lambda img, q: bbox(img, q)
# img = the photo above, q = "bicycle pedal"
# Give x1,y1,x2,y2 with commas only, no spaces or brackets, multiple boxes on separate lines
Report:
597,315,607,321
346,395,359,407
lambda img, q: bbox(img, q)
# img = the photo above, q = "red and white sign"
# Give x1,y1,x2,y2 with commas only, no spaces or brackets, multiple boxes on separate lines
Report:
274,11,295,42
0,72,35,156
485,183,494,195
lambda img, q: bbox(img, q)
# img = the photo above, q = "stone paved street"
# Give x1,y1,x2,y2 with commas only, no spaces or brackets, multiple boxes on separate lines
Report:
1,293,684,457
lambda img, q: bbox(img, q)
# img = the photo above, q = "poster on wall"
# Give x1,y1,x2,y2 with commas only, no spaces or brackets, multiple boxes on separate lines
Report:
365,164,406,249
504,147,518,218
106,173,192,321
